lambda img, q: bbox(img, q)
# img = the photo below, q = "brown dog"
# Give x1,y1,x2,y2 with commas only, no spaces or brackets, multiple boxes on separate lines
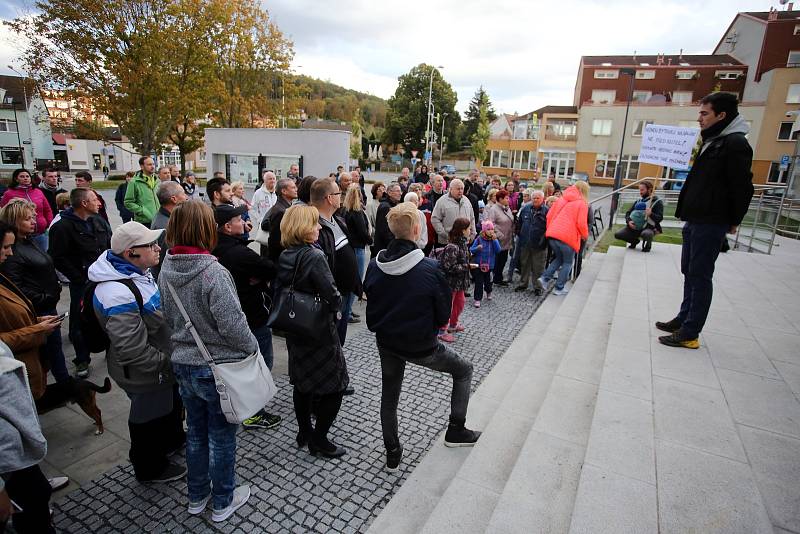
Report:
35,377,112,435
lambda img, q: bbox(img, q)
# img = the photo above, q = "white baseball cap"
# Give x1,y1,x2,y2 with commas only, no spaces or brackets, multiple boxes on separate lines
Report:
111,222,163,254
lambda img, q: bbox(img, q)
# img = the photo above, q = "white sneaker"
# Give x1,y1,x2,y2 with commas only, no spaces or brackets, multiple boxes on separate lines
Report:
553,287,569,296
48,476,70,491
188,493,211,515
537,276,547,288
211,486,250,522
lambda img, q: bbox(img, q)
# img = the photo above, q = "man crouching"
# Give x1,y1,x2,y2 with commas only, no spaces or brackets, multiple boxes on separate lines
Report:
364,201,481,473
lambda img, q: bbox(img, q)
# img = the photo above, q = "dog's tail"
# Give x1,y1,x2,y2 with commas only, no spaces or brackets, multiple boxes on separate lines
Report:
81,377,112,393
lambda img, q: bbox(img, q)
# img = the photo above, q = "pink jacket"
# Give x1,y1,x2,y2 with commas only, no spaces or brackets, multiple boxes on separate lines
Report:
0,187,54,235
545,186,589,252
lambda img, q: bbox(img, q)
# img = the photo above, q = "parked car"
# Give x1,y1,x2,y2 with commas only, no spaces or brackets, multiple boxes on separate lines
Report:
440,164,457,176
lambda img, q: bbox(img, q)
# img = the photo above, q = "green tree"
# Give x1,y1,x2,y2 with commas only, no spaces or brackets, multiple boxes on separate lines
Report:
463,86,497,144
471,99,490,164
383,64,459,156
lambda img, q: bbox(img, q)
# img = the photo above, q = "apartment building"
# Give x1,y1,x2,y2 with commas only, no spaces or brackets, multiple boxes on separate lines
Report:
0,75,54,171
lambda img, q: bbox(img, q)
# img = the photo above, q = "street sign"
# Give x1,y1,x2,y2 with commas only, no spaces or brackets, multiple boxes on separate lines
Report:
411,150,418,158
780,154,791,171
424,151,432,161
22,140,31,145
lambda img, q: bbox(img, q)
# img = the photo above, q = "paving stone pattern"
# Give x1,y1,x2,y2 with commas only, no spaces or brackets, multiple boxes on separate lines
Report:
52,285,546,533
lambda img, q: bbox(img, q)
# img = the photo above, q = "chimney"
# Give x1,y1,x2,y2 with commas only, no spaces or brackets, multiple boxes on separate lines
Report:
789,2,794,10
657,54,664,65
679,48,683,60
768,7,778,20
633,50,637,62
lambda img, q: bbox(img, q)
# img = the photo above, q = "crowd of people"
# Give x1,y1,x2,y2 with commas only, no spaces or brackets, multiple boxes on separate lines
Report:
0,155,592,531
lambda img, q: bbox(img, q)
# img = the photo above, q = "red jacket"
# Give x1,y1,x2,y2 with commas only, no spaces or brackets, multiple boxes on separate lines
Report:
0,187,54,235
545,186,589,252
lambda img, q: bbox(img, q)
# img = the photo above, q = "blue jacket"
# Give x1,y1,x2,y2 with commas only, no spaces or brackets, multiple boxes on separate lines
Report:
517,203,549,249
470,236,501,269
364,239,452,357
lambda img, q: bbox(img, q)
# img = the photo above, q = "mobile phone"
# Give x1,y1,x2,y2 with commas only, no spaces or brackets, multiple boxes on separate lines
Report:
57,312,69,321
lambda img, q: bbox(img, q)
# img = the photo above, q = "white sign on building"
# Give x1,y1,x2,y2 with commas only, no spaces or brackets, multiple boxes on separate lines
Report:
638,124,700,170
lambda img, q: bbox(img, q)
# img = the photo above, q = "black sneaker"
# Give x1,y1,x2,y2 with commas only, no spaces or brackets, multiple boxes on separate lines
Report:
343,386,355,396
141,462,187,483
495,280,509,287
351,312,360,318
347,316,361,324
75,362,90,379
658,332,700,350
628,241,638,249
655,318,682,333
444,424,481,448
514,285,527,292
243,412,281,430
386,446,403,472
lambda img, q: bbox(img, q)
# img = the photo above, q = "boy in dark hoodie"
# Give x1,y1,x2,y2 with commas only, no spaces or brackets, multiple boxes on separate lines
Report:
364,202,481,473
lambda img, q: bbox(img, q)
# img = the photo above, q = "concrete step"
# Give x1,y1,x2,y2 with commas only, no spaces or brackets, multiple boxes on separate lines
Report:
367,254,607,534
483,246,626,534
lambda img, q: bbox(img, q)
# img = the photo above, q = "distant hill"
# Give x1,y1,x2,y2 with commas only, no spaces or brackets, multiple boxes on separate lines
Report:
292,75,387,137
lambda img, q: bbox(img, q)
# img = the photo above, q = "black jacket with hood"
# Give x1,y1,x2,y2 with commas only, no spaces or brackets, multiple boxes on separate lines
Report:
364,239,452,357
676,114,754,226
48,208,112,284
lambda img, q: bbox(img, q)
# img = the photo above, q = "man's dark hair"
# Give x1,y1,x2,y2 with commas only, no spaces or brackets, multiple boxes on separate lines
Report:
75,170,93,182
70,187,94,208
138,156,151,166
700,92,738,117
310,177,337,205
206,177,228,200
43,167,58,176
297,176,318,204
275,178,293,199
448,217,470,243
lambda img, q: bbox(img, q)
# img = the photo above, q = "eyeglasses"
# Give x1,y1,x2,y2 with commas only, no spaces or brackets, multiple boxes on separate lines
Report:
328,192,342,197
131,240,159,251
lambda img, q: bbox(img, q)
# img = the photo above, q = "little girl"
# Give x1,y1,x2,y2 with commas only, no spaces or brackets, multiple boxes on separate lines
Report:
437,217,477,342
470,220,501,308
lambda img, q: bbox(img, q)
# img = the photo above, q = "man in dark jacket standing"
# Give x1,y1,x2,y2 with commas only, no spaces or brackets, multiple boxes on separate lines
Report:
115,172,134,223
49,188,112,378
39,168,65,217
515,190,549,295
213,204,281,431
263,178,297,260
373,182,402,251
364,202,480,472
657,92,754,349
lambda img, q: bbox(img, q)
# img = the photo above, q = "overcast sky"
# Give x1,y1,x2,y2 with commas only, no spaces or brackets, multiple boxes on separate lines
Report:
0,0,781,114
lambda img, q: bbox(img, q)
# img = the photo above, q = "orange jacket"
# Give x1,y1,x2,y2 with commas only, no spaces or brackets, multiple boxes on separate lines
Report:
545,186,589,252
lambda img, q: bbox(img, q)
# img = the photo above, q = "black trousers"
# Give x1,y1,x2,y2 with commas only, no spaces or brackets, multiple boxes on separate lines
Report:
293,388,343,447
493,249,510,282
2,465,54,534
128,386,186,481
614,225,655,247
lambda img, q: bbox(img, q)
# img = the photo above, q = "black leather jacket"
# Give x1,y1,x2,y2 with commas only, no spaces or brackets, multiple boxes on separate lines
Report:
1,238,61,313
277,244,341,314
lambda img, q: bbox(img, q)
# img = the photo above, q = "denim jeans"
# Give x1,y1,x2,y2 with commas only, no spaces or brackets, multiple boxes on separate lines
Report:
173,363,238,511
251,322,274,370
68,281,90,365
541,239,575,290
42,308,70,383
354,247,367,281
677,222,729,339
378,342,473,451
337,292,353,346
473,269,493,301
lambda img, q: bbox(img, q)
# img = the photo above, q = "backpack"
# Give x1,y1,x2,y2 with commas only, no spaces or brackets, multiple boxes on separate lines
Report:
80,279,144,353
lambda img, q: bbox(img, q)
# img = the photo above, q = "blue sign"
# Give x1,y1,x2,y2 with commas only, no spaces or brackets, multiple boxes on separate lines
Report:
780,154,791,171
424,151,432,161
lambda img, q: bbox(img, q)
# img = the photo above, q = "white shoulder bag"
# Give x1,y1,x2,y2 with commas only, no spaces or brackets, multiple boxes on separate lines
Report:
166,282,277,424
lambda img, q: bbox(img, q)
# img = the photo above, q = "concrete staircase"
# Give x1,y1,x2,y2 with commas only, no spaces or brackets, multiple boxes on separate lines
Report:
368,239,799,533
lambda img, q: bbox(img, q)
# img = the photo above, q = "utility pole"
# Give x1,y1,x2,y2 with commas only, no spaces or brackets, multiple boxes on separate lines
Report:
424,65,444,165
609,67,636,223
438,112,449,168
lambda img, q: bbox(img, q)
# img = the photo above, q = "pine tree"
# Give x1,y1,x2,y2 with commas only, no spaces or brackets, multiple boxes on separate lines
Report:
471,99,490,165
463,87,497,144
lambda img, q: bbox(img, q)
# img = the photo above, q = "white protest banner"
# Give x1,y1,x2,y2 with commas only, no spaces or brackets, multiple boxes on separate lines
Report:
638,124,700,170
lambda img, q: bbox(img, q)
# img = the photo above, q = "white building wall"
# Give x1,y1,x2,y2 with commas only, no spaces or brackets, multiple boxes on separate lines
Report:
713,15,769,103
66,139,138,173
205,128,351,181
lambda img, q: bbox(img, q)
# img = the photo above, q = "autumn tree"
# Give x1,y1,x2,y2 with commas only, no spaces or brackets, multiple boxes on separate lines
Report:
471,99,490,165
383,64,459,156
463,87,497,144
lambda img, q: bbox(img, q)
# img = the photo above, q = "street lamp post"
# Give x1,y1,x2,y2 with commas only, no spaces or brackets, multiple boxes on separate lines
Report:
10,100,24,167
609,67,636,223
438,112,449,168
8,65,34,167
424,65,444,165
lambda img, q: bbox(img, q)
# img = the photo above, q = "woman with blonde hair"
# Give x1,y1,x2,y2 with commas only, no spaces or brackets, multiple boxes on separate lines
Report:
158,200,254,522
538,182,590,295
0,199,70,384
278,204,348,458
343,183,371,280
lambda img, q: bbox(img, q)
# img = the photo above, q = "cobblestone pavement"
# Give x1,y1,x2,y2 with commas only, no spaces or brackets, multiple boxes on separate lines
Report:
52,283,546,533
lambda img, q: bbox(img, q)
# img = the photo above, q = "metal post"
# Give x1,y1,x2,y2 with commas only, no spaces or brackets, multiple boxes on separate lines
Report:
748,192,764,252
8,66,34,166
438,112,448,169
425,68,435,164
11,102,24,167
281,75,285,129
609,68,636,223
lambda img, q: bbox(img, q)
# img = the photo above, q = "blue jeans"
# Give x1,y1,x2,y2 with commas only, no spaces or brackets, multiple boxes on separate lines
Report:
68,282,90,365
541,239,575,290
251,323,273,370
173,364,238,511
677,222,729,339
354,247,367,281
337,292,353,346
42,308,70,383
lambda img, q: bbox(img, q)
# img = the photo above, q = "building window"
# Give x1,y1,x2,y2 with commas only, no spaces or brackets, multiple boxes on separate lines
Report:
540,151,575,179
0,120,17,133
672,91,693,104
591,90,616,103
544,119,577,141
513,119,539,140
715,71,742,79
490,150,509,168
787,84,800,104
676,70,696,79
632,91,652,103
635,70,655,79
788,51,800,67
768,162,790,184
594,153,617,178
777,122,800,141
511,150,536,170
621,155,640,180
0,147,22,165
594,70,619,79
632,120,654,137
592,119,613,136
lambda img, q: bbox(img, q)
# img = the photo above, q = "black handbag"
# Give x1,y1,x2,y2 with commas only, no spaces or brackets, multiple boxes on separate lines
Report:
267,248,327,340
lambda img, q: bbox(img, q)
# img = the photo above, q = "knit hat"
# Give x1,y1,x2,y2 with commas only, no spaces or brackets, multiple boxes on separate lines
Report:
478,200,486,209
481,220,494,232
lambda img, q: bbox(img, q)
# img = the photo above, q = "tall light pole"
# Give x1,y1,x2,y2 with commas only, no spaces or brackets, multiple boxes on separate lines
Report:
424,65,444,165
438,112,449,168
609,67,636,222
10,100,24,167
8,65,35,166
